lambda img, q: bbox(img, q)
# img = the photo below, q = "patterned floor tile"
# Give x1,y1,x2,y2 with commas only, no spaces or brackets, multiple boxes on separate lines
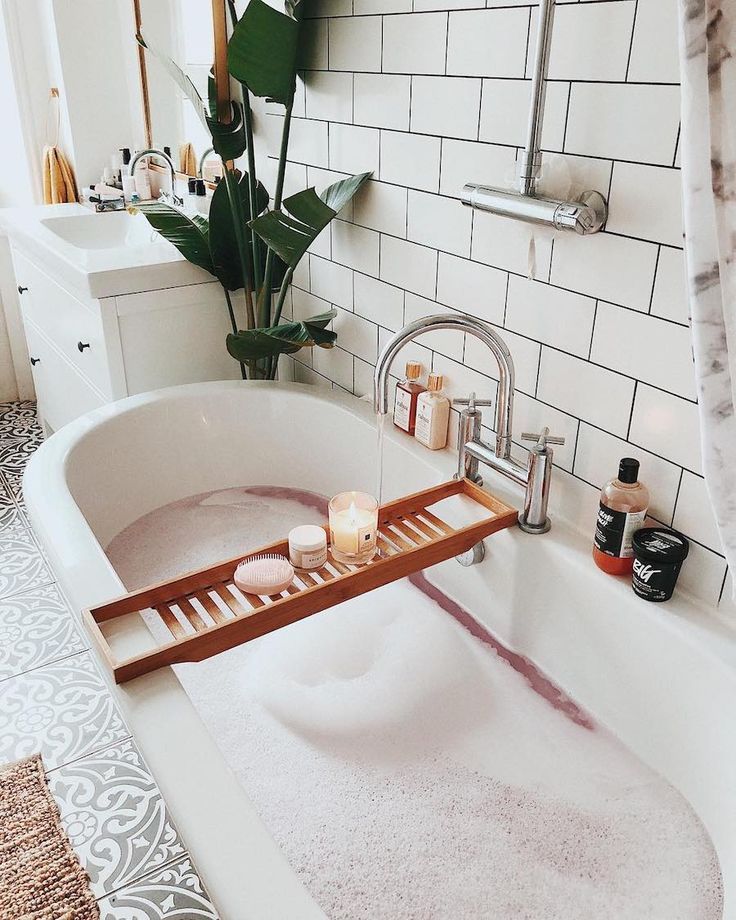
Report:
0,524,53,599
97,858,219,919
0,583,87,680
0,651,128,770
2,468,26,507
0,476,23,530
0,400,39,433
49,738,186,897
0,433,43,474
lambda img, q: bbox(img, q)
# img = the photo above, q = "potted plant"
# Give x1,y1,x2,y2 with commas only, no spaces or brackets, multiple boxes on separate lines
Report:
137,0,370,380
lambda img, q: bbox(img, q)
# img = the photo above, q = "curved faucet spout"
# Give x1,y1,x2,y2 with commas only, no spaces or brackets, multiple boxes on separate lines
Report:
373,313,515,460
129,148,182,206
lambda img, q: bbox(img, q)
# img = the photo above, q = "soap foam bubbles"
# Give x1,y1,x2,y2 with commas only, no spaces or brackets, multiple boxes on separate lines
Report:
241,585,491,759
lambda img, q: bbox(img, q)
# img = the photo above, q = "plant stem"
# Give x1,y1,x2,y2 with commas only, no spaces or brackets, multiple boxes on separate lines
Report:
258,101,293,329
244,284,255,324
271,265,294,328
273,104,292,211
223,166,255,329
242,91,262,296
267,265,295,378
224,288,247,380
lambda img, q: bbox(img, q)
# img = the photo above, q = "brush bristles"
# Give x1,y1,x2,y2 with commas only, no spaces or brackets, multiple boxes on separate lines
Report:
234,554,295,595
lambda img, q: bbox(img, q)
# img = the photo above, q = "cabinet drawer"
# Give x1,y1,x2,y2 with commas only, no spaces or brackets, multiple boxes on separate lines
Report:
25,321,105,432
13,250,113,396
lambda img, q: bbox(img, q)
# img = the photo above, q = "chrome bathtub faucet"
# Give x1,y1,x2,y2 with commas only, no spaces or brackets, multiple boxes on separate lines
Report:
373,313,565,535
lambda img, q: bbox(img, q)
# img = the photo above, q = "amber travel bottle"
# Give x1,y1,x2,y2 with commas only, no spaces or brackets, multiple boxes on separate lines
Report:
393,361,425,434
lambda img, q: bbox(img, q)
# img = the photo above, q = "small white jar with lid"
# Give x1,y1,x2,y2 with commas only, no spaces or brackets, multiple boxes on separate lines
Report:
288,524,328,570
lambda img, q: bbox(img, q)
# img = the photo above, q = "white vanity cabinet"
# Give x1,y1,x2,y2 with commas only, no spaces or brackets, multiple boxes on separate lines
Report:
12,248,242,434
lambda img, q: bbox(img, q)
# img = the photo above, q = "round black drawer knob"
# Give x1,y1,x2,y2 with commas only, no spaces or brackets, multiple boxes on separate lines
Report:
17,285,28,294
77,341,91,352
30,356,40,366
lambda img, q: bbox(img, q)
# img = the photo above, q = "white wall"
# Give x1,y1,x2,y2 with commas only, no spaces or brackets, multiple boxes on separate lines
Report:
263,0,727,609
51,0,141,188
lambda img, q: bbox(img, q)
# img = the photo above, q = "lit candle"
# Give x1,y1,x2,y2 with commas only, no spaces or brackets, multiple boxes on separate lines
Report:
329,491,378,564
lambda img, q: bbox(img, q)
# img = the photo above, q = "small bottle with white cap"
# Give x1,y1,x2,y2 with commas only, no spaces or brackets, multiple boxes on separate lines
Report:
414,373,450,450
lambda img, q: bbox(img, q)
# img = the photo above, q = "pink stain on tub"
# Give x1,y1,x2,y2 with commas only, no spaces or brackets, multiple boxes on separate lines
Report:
244,485,594,731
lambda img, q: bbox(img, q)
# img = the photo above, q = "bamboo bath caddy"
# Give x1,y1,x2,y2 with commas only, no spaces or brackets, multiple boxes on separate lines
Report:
85,478,517,684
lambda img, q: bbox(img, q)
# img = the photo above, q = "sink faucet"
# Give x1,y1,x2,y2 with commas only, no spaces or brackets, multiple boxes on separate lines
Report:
129,148,183,207
373,313,565,534
198,146,215,179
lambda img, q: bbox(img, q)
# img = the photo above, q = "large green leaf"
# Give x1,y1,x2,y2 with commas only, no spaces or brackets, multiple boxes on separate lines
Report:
320,172,372,213
226,309,337,361
227,0,300,105
137,32,208,130
209,170,269,291
249,172,372,270
138,202,215,276
207,101,247,161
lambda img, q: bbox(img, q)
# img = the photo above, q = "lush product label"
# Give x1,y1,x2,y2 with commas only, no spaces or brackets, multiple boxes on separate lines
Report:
594,504,646,558
632,558,682,602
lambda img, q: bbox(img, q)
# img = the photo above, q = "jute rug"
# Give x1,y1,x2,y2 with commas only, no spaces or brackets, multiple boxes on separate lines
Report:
0,754,99,920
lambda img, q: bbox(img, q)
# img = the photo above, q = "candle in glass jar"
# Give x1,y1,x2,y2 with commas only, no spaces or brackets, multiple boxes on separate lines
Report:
329,491,378,564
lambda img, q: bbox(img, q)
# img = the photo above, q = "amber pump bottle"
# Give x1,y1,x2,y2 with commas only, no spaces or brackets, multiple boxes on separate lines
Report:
393,361,425,434
593,458,650,575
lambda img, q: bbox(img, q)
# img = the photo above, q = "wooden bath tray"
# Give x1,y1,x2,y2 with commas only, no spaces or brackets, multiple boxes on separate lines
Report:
85,478,517,684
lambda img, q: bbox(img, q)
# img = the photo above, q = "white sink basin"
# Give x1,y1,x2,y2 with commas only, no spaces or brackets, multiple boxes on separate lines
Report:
40,211,161,251
0,202,211,299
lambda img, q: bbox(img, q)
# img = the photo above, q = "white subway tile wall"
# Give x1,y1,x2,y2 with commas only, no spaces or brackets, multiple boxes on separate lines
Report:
270,0,727,607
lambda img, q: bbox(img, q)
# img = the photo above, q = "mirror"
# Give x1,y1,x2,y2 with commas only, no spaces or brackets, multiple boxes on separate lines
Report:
133,0,225,180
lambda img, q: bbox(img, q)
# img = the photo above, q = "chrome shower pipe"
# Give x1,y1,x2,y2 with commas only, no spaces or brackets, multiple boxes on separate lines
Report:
460,0,607,235
519,0,556,196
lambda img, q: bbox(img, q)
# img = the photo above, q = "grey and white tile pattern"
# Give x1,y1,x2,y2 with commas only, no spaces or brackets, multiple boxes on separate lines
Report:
0,400,219,916
98,858,218,920
2,468,26,506
0,651,127,769
0,476,23,530
0,582,87,680
0,524,53,600
50,739,187,896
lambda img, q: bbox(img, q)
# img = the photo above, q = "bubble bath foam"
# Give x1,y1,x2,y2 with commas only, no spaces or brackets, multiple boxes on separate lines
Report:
107,487,723,920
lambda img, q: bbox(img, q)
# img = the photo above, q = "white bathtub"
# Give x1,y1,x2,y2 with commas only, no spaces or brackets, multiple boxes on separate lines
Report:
25,380,736,919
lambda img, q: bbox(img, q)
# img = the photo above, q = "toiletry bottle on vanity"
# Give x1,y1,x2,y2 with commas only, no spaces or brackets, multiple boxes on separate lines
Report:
133,154,152,201
195,179,209,215
415,373,450,450
393,361,425,435
120,149,136,203
593,458,650,575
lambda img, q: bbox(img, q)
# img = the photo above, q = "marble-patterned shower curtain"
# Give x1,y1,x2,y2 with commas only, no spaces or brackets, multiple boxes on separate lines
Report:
678,1,736,576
